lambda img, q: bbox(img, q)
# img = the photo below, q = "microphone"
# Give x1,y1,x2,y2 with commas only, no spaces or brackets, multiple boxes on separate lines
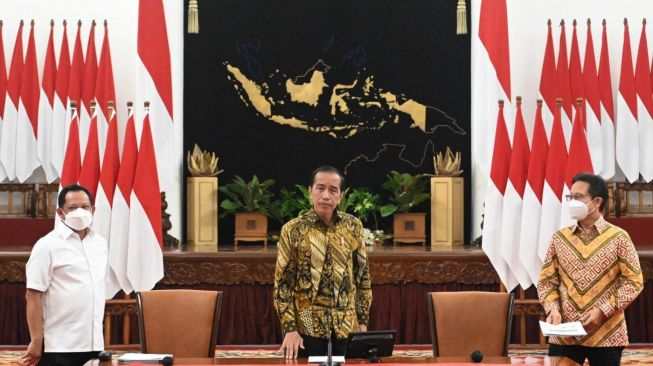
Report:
471,350,483,363
320,275,341,366
97,351,112,362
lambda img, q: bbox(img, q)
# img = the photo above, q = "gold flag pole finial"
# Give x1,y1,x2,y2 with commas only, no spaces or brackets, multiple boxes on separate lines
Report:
456,0,467,35
188,0,199,34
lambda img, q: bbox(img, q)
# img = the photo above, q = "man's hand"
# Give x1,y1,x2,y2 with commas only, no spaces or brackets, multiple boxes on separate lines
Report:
581,308,606,332
279,331,304,359
358,324,368,332
20,338,42,366
546,309,562,325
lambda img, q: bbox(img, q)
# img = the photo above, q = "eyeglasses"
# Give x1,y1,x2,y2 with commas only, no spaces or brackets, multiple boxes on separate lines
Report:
565,194,591,202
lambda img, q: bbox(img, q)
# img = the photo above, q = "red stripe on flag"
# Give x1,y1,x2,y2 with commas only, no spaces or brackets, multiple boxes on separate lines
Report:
68,22,84,108
526,102,549,203
545,101,568,198
583,21,601,120
95,22,116,121
478,0,511,100
490,102,511,194
598,21,614,122
99,110,120,206
20,22,39,137
60,111,81,187
7,22,23,108
569,21,584,128
635,21,653,116
116,110,138,204
0,23,7,120
557,21,573,120
566,102,594,186
42,22,56,107
79,112,100,199
619,21,638,119
138,0,173,118
508,99,529,197
540,21,558,113
54,22,70,104
133,112,163,247
81,22,97,115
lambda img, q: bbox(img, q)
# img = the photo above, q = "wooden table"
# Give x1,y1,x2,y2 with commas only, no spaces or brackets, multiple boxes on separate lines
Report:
86,356,580,365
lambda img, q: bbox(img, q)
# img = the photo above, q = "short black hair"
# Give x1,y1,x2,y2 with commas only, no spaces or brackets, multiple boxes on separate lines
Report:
58,184,94,208
310,165,345,189
572,172,608,211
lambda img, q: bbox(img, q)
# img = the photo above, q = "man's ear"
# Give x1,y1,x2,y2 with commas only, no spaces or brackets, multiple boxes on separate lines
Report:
56,208,65,220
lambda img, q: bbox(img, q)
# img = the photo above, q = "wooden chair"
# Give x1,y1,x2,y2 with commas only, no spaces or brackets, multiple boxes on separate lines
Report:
137,290,223,357
427,291,514,357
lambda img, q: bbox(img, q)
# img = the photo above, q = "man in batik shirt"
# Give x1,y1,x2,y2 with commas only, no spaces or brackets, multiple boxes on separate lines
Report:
274,165,372,359
538,173,643,366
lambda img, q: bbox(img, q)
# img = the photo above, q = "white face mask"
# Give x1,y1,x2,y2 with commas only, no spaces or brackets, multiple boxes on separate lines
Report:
62,208,93,231
568,199,595,221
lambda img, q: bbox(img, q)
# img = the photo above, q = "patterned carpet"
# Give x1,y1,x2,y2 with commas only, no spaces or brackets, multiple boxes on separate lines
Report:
0,346,652,365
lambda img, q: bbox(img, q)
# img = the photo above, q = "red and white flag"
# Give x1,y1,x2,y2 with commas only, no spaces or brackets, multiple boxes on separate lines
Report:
56,104,81,229
569,20,585,126
616,19,639,183
137,0,177,231
95,21,116,160
557,20,573,146
540,20,558,137
635,20,653,182
583,19,605,177
0,22,8,181
15,21,40,183
78,104,100,200
538,100,567,260
482,101,517,290
50,21,71,178
561,100,595,226
93,20,118,250
66,21,84,161
59,104,81,188
499,97,531,290
127,107,163,291
476,0,516,289
598,20,616,179
79,21,97,156
519,100,548,284
37,20,58,183
107,104,137,296
0,21,23,182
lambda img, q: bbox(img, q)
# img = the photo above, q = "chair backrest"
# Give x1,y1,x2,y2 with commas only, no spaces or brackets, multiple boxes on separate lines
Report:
137,290,223,357
427,291,513,357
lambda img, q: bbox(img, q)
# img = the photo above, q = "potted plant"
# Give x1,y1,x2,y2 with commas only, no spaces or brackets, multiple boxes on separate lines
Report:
338,187,387,246
186,144,223,251
219,175,275,246
427,147,464,247
270,184,313,224
380,171,430,245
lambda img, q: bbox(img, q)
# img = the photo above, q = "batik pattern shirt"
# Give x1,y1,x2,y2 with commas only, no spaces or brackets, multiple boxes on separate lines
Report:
538,215,643,346
274,210,372,340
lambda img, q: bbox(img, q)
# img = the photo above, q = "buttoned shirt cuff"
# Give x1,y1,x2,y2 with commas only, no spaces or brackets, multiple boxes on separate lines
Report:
543,301,560,315
598,301,616,319
281,321,297,335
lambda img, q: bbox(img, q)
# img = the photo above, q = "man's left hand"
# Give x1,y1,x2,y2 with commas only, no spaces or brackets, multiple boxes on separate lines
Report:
358,324,367,332
581,308,606,332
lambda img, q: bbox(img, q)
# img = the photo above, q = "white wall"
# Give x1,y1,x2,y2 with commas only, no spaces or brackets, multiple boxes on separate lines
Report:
0,0,184,239
471,0,653,239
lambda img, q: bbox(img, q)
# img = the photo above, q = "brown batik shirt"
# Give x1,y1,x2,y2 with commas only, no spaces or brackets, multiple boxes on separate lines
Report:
274,210,372,340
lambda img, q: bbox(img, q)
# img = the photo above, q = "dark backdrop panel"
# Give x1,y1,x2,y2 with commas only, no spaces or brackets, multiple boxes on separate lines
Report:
184,0,472,244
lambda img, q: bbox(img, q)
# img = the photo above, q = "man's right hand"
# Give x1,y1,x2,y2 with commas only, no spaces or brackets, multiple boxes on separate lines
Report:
20,338,42,366
279,331,304,359
546,309,562,325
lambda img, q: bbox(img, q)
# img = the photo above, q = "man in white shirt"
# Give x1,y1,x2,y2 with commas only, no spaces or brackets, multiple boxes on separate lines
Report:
22,184,109,366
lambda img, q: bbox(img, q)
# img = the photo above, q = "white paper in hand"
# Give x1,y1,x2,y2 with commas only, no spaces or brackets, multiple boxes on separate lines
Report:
539,321,587,337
